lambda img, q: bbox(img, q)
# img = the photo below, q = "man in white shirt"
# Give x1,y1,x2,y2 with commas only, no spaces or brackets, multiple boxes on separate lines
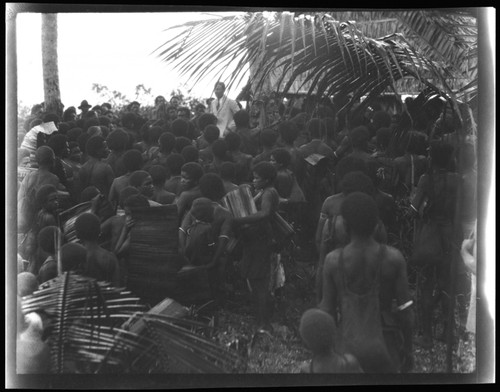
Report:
208,82,240,137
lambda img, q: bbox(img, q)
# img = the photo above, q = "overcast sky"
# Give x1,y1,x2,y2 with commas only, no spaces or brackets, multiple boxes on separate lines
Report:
15,11,247,109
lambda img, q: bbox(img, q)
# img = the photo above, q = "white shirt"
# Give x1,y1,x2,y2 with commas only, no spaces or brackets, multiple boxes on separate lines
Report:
208,95,240,137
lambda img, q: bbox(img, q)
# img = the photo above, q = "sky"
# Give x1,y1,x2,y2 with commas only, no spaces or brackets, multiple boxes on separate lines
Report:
15,11,248,109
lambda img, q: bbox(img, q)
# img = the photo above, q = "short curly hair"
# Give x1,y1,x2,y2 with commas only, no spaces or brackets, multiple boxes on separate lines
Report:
75,212,101,241
253,161,277,182
341,192,379,237
37,225,62,254
199,173,225,201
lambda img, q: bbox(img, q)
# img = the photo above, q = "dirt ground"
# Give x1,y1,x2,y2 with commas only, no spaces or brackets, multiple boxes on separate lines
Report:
207,244,476,374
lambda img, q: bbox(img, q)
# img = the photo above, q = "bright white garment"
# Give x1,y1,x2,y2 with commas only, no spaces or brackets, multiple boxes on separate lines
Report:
208,95,240,137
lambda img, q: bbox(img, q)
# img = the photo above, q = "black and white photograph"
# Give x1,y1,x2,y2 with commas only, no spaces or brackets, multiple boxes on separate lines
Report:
6,4,495,388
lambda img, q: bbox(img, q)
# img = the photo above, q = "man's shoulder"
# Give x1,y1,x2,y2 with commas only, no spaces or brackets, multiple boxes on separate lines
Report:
382,244,405,264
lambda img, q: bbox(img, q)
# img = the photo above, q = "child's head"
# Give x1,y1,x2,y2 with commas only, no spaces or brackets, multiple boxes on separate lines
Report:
171,119,189,138
299,308,337,356
203,125,220,144
85,135,109,159
252,161,277,190
37,225,62,254
159,132,176,154
199,173,225,202
119,187,140,209
211,139,229,160
75,213,101,242
340,171,375,196
190,197,214,223
148,165,168,187
197,113,218,132
60,242,87,272
220,161,236,182
270,148,291,170
35,146,55,167
224,132,242,151
36,184,59,214
278,121,299,145
123,149,144,173
175,136,192,154
123,194,150,211
166,153,185,176
181,162,204,190
341,192,379,238
106,129,129,152
233,109,250,128
181,145,199,164
260,129,278,149
129,170,154,198
349,126,370,150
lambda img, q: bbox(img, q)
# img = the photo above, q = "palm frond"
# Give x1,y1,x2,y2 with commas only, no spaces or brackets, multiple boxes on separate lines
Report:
154,10,477,114
20,273,244,373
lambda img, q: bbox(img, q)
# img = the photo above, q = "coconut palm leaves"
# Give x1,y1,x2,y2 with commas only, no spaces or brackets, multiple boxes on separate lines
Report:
154,10,477,112
20,272,243,373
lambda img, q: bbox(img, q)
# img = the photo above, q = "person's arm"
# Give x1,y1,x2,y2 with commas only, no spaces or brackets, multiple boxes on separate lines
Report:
315,199,331,251
206,213,233,271
410,174,428,215
179,211,194,257
318,251,339,321
392,249,414,372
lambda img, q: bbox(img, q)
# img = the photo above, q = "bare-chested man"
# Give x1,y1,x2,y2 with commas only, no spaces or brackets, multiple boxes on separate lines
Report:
320,192,414,373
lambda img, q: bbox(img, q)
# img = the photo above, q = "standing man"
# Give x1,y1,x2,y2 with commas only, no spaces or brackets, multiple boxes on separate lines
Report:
208,82,240,138
319,192,414,373
77,100,92,120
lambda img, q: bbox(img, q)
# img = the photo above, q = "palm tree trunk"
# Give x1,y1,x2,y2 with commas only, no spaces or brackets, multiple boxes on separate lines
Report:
41,13,63,117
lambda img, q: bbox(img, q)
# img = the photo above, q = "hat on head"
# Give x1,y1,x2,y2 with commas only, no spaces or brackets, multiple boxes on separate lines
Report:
78,100,92,109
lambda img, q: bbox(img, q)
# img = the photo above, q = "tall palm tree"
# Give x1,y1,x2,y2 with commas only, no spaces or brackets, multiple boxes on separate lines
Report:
154,9,477,117
41,13,63,117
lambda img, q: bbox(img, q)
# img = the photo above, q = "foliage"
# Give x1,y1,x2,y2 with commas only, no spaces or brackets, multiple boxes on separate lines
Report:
154,10,477,120
21,272,244,373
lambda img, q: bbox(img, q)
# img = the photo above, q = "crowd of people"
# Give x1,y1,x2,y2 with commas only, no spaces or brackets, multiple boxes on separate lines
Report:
16,81,477,374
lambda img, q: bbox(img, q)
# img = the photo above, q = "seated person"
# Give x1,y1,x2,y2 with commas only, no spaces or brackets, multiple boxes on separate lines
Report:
75,212,120,286
299,308,363,373
148,165,176,205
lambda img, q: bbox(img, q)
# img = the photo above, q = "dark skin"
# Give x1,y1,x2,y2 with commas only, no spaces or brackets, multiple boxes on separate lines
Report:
319,230,414,372
79,235,121,287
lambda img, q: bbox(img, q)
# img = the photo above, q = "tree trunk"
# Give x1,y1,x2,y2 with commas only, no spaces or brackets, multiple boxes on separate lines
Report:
41,13,63,118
